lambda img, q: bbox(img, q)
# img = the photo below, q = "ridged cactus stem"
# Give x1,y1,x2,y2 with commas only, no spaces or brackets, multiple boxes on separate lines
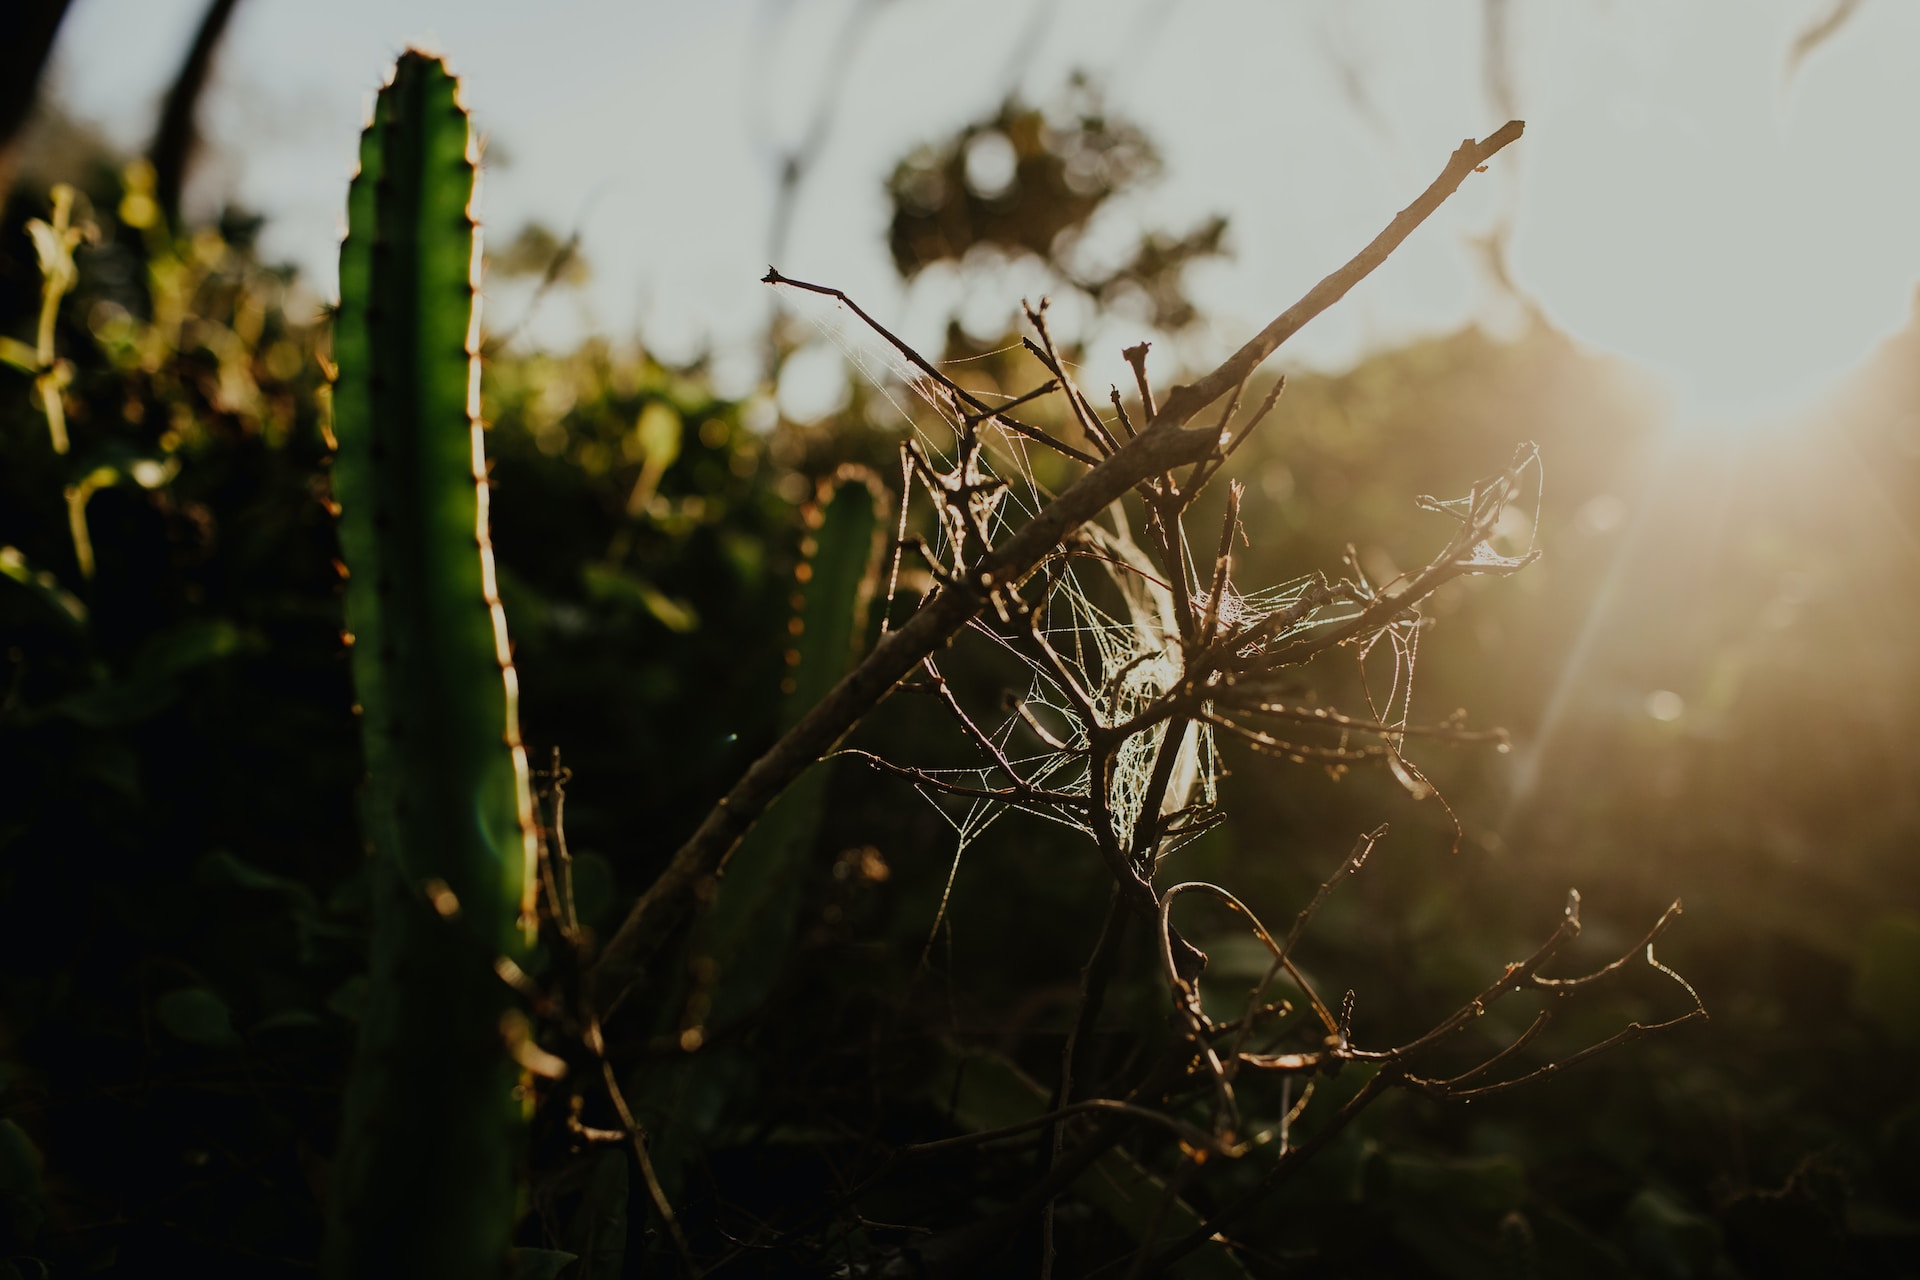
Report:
323,51,537,1279
633,468,886,1215
680,466,885,1040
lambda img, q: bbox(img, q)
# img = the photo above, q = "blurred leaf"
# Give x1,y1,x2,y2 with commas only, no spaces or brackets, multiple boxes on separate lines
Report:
1618,1188,1721,1280
1721,1162,1847,1279
327,975,369,1023
154,986,240,1048
884,83,1225,329
490,221,587,285
544,1148,626,1280
1854,913,1920,1048
1529,1208,1632,1280
129,618,250,680
1366,1150,1527,1217
1498,1211,1539,1280
35,620,253,728
198,849,317,905
198,850,350,963
70,737,142,796
1365,1149,1530,1280
0,546,85,628
508,1247,578,1280
622,401,683,515
634,401,681,471
927,1044,1249,1279
0,1120,47,1243
580,564,698,632
251,1010,324,1034
37,678,170,729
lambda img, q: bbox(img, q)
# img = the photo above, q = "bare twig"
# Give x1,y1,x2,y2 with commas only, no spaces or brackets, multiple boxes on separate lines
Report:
1226,826,1386,1065
1122,342,1156,419
1144,1069,1397,1276
595,123,1525,1014
1149,121,1524,433
1188,374,1287,495
1108,386,1138,441
1225,700,1508,746
1406,1006,1705,1101
1023,303,1121,457
593,108,1703,1276
903,1095,1229,1160
1197,482,1242,643
600,1059,697,1273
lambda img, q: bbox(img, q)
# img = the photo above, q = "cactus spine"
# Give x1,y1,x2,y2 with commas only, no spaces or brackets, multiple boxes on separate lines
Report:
324,52,536,1278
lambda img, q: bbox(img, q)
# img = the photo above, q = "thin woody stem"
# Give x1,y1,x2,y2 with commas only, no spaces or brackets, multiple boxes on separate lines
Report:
593,122,1527,1008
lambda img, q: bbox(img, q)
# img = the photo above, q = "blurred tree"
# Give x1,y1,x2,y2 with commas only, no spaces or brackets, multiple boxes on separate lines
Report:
146,0,245,227
0,0,73,204
885,78,1228,332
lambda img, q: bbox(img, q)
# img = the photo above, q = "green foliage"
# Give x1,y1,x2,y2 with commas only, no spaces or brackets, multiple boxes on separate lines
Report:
2,40,1918,1279
2,119,358,1273
0,1120,47,1250
0,59,804,1274
1855,914,1920,1050
322,51,534,1278
928,1043,1249,1278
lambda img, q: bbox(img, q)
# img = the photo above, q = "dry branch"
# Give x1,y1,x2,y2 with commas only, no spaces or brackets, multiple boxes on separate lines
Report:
592,121,1530,1004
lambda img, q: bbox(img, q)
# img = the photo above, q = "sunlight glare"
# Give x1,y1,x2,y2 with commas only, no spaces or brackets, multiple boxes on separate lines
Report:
1511,1,1920,425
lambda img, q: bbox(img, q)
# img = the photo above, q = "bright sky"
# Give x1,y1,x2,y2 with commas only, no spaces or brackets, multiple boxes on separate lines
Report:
45,0,1920,422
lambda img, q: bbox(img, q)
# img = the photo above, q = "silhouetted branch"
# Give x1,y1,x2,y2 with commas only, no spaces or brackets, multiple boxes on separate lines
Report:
596,121,1526,1034
0,0,73,201
901,1095,1231,1161
1150,121,1523,434
148,0,244,227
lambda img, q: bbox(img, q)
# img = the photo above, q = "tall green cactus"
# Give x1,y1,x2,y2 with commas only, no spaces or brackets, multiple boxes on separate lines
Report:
324,52,537,1279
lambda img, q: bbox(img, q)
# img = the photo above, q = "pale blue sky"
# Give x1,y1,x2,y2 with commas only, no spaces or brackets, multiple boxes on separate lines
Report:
45,0,1920,422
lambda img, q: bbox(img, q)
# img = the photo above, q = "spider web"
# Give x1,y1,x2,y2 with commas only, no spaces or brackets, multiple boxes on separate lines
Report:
784,293,1238,952
780,288,1440,956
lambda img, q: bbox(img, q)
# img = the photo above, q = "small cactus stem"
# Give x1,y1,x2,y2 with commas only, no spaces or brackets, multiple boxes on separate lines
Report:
776,466,889,729
637,467,889,1205
679,466,887,1036
323,51,535,1280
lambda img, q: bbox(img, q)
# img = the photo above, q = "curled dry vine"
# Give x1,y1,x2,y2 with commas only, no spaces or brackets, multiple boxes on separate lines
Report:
575,118,1705,1271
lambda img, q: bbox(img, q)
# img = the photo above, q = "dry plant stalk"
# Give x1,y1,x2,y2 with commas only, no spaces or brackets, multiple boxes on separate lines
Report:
585,119,1705,1270
595,121,1528,994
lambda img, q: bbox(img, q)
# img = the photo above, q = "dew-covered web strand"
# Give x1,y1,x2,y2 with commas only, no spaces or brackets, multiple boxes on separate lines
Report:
781,294,1097,960
1365,443,1544,778
780,289,1370,957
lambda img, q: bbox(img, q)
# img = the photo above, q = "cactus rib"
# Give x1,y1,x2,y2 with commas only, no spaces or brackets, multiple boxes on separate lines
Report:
323,51,536,1279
